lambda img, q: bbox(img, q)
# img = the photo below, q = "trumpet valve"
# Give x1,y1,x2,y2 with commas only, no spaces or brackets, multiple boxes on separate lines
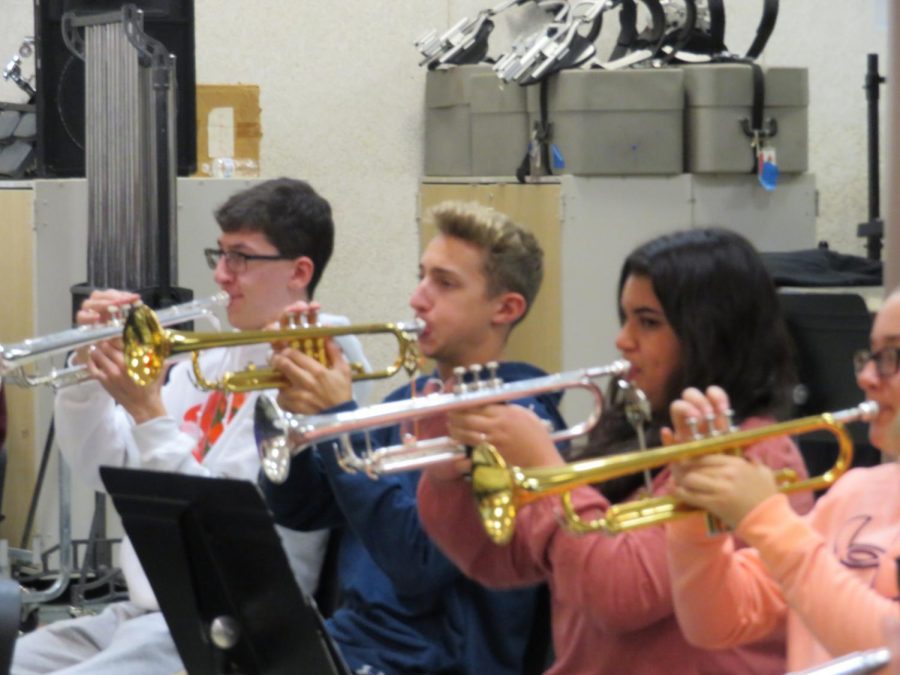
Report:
469,364,484,389
310,337,328,367
453,366,468,393
107,304,123,326
705,412,720,436
485,361,502,388
687,417,701,440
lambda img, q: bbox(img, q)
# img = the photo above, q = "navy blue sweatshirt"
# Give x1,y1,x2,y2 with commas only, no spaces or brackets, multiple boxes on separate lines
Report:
261,362,566,675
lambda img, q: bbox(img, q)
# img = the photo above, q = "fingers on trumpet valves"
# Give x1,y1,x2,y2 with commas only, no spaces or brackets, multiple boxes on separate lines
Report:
106,302,138,325
685,407,736,440
80,290,141,324
279,301,320,329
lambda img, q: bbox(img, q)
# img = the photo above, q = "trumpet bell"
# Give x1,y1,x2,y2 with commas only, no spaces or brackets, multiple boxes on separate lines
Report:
471,443,518,545
124,304,170,386
254,394,292,484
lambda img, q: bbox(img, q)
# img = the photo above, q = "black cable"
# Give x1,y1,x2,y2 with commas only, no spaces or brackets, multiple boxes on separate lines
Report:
20,416,54,550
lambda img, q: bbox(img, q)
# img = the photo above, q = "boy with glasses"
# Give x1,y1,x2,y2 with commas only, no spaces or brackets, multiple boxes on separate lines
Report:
12,178,370,675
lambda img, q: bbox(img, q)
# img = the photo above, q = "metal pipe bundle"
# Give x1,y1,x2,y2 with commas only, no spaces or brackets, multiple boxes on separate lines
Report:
63,5,178,291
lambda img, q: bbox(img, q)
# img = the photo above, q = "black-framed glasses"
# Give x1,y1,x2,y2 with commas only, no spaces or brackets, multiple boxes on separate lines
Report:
853,347,900,378
204,248,292,273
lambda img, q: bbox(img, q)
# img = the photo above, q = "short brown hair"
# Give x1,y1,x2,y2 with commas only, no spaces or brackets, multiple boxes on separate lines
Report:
426,201,543,324
215,178,333,298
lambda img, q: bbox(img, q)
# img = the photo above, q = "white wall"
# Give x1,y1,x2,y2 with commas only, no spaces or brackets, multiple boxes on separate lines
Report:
1,1,890,263
733,1,891,253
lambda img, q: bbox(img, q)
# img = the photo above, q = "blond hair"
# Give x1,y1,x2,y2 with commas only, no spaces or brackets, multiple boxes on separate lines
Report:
425,201,543,324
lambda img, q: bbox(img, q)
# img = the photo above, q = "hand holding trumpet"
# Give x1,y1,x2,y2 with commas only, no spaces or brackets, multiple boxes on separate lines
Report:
71,289,140,366
270,301,353,415
666,386,784,531
446,403,566,473
75,289,166,424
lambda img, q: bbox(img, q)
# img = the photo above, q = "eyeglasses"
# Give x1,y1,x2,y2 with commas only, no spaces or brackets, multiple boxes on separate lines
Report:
204,248,292,274
853,347,900,378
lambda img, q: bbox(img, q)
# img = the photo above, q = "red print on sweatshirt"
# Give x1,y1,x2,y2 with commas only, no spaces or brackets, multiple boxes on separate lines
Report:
182,391,247,461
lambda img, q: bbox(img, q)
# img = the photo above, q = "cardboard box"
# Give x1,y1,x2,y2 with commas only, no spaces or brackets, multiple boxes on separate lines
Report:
195,84,262,175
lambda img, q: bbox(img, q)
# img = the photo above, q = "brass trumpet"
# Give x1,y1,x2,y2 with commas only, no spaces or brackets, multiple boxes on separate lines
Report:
254,360,630,484
470,401,879,545
123,303,423,392
0,293,227,389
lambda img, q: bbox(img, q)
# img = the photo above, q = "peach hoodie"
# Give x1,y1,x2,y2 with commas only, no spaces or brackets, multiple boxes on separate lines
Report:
668,462,900,672
419,419,813,674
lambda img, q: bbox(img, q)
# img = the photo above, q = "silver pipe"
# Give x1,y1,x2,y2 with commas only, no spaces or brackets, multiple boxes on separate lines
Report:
787,648,891,675
22,456,73,605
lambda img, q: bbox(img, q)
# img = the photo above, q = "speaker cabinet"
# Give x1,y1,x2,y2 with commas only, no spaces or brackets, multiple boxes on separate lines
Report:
34,0,196,177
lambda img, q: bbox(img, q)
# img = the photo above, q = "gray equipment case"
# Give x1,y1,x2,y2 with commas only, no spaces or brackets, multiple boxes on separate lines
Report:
682,64,809,174
423,64,808,178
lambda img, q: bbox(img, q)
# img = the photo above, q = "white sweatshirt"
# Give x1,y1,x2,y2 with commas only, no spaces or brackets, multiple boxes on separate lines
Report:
54,317,371,610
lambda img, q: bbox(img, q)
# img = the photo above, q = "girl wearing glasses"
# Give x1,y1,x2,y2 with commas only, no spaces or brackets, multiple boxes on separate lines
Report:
665,289,900,672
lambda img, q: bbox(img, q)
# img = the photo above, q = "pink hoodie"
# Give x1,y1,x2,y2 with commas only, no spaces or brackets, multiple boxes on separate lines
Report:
668,461,900,672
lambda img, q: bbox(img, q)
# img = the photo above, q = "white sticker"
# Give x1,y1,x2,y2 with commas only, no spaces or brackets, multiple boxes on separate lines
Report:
207,106,235,160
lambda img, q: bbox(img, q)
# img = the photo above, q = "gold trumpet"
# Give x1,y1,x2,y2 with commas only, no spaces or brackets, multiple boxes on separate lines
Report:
470,401,879,545
123,304,423,392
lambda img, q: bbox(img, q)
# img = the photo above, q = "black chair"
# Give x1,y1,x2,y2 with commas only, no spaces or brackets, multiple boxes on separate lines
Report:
522,584,553,675
779,292,881,487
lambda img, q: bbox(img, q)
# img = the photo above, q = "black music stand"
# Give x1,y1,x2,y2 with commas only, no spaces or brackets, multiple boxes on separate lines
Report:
99,467,349,675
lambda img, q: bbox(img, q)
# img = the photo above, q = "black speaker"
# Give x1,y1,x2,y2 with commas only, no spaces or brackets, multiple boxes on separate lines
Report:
34,0,196,177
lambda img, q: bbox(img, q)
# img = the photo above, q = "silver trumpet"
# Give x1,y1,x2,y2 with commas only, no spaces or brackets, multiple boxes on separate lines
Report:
255,359,630,484
0,292,227,389
787,648,891,674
